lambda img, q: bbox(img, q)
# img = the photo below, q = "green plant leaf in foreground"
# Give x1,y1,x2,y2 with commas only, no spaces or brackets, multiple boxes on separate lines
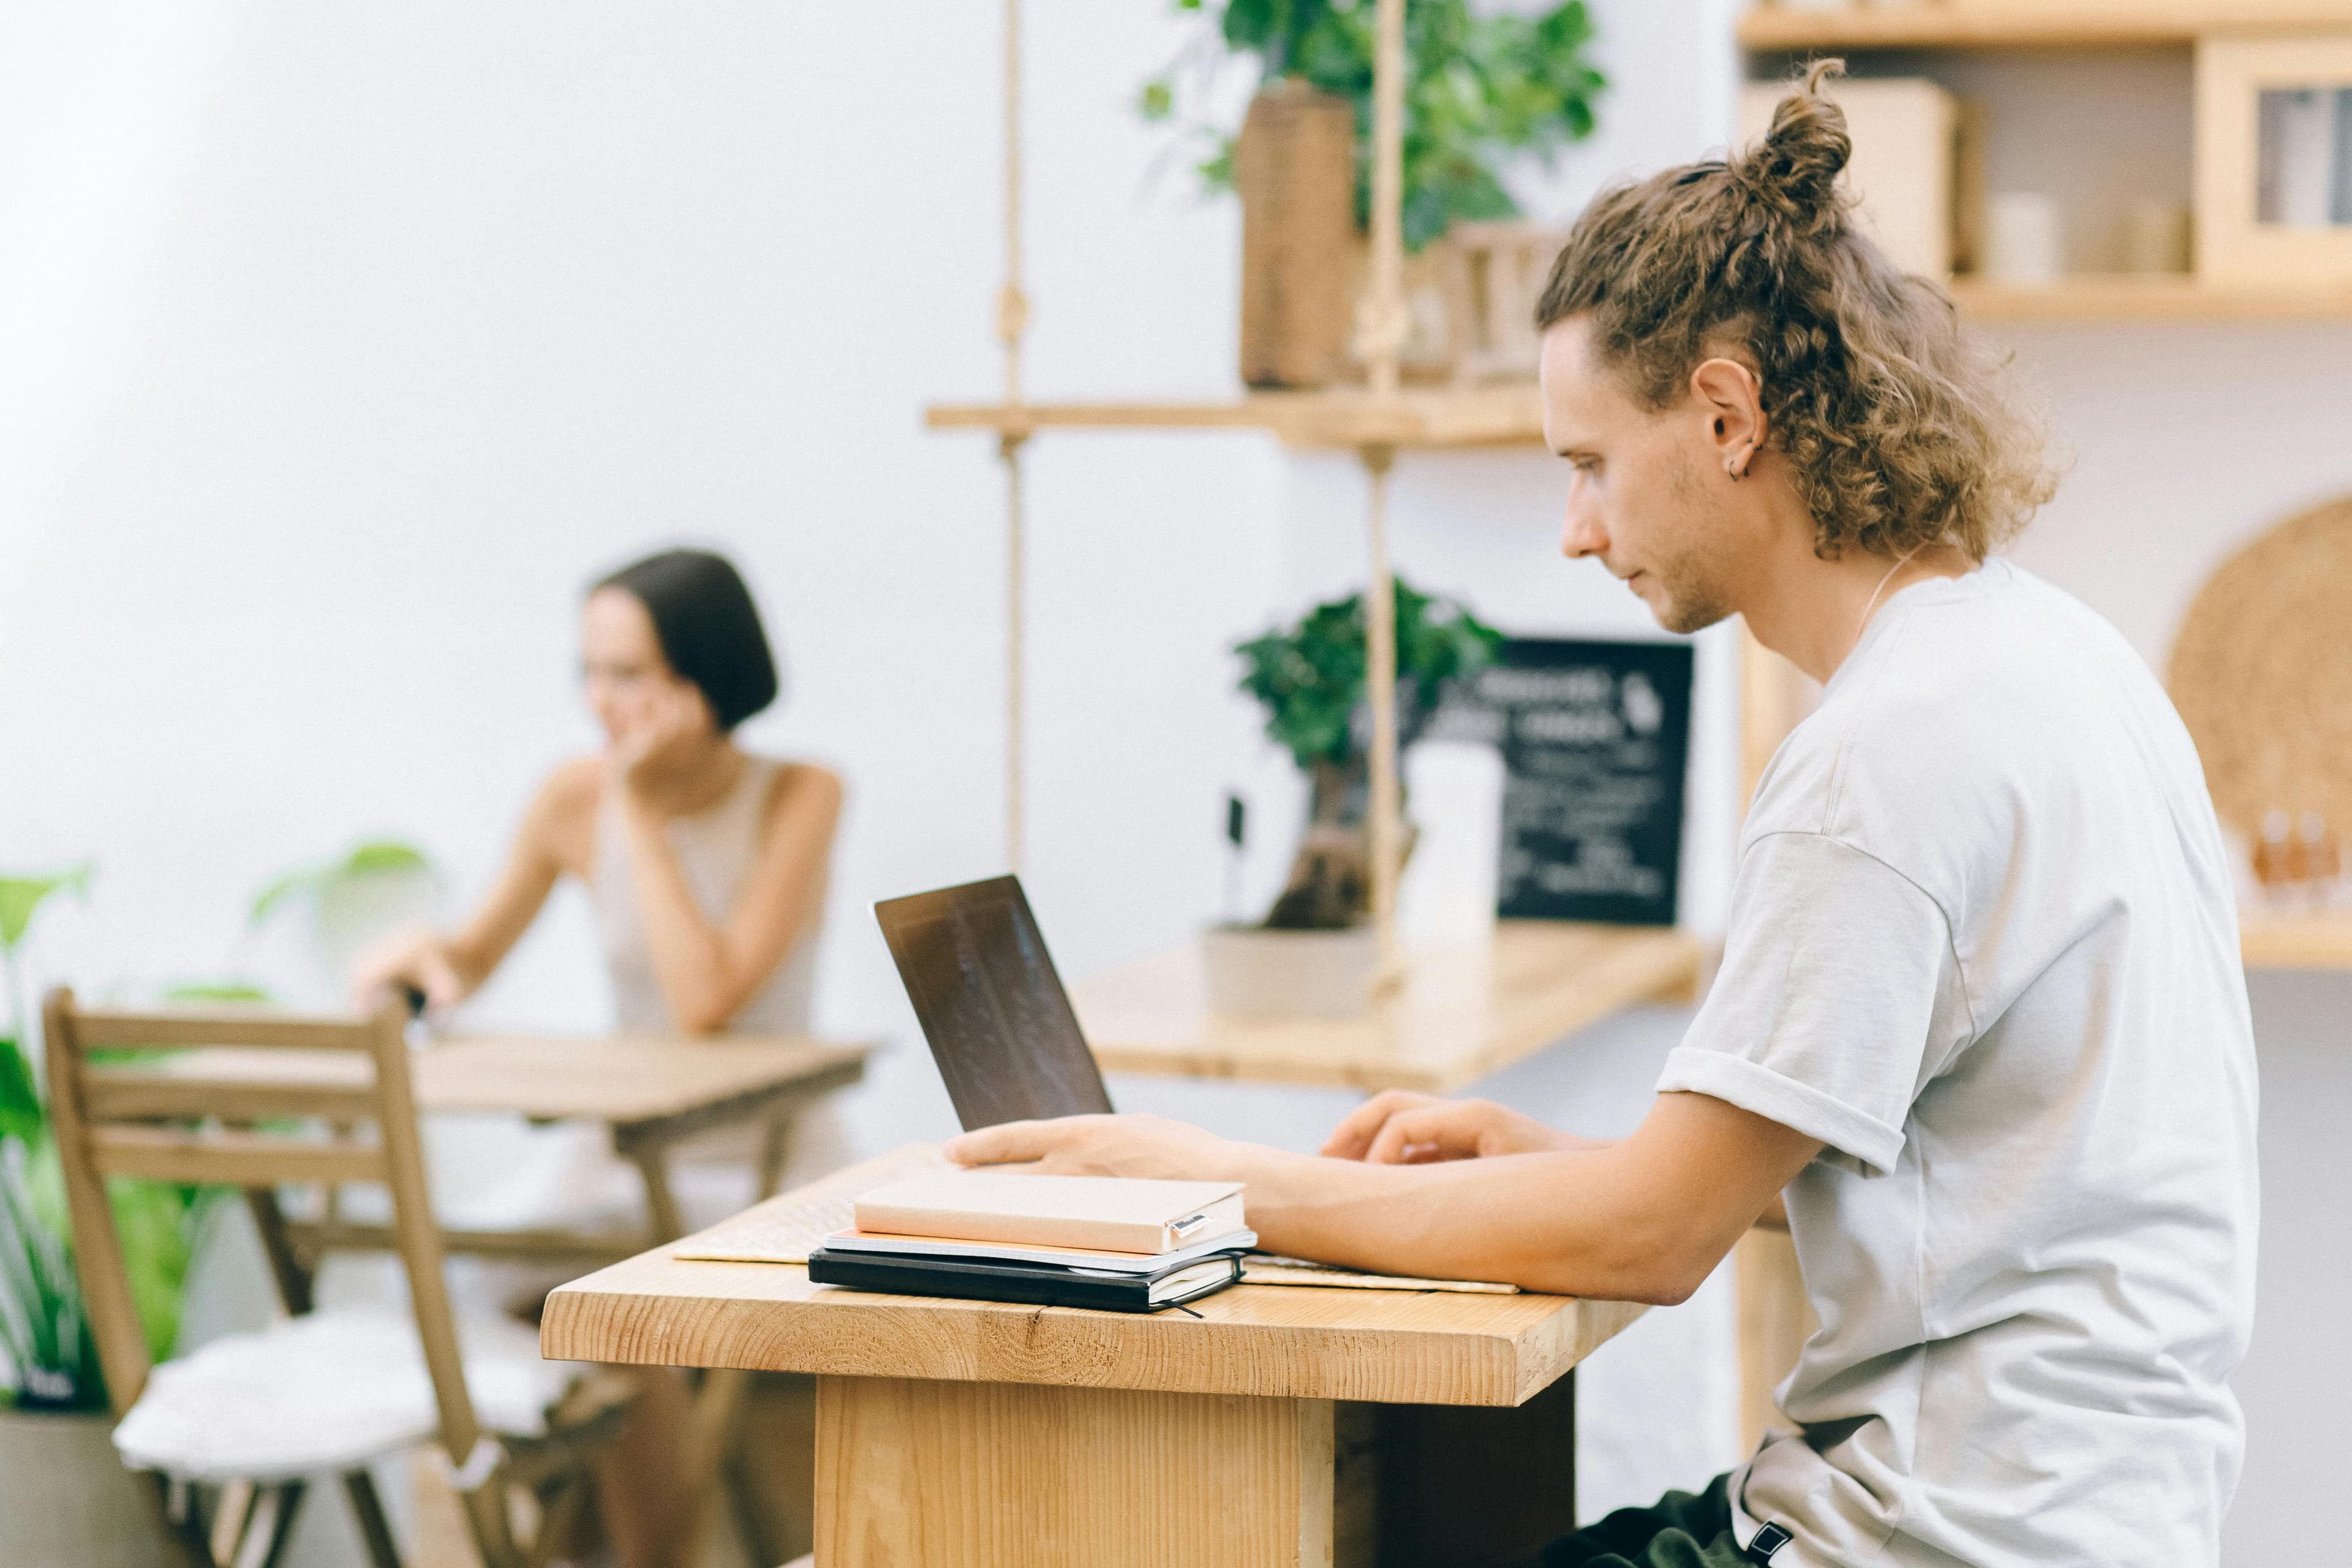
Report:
0,863,92,951
0,1137,104,1411
0,1041,39,1150
249,839,436,927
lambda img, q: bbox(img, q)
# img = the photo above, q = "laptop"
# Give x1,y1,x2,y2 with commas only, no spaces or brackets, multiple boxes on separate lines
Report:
873,875,1115,1131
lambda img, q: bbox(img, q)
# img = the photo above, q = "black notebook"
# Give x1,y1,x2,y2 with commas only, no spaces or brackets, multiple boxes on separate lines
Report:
806,1246,1245,1314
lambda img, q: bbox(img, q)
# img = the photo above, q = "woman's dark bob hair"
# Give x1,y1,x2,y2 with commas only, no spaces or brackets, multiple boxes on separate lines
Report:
593,548,780,731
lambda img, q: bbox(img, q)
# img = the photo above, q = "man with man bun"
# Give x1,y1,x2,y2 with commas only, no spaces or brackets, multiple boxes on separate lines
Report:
948,66,2256,1567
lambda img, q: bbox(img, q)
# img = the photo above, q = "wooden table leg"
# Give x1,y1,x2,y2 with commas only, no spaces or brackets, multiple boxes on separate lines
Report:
626,1136,777,1566
625,1145,688,1245
815,1376,1335,1568
755,1105,795,1199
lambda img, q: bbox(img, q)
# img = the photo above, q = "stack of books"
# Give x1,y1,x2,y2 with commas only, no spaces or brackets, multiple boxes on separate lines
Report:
806,1170,1254,1313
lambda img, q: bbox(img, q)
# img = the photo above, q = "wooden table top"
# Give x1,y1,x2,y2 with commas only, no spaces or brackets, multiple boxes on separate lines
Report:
135,1031,872,1129
540,1150,1646,1408
412,1032,869,1124
1070,921,1706,1094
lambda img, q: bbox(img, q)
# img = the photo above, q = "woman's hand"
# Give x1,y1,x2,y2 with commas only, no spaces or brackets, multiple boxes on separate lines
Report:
606,677,716,801
946,1114,1249,1184
349,926,467,1013
1321,1091,1578,1164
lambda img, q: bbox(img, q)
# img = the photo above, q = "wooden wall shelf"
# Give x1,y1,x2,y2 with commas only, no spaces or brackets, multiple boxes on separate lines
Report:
927,268,2352,455
2240,913,2352,970
1738,3,2352,53
1951,275,2352,320
925,384,1547,451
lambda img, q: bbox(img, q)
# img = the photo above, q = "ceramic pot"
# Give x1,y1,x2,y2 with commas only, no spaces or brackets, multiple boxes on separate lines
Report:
0,1404,172,1567
1201,923,1381,1020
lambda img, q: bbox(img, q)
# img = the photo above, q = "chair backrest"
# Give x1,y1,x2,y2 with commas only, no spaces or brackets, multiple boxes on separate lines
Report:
39,987,486,1468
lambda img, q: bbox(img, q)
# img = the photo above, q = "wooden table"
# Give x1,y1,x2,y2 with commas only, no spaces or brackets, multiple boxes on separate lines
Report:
1071,920,1705,1094
136,1031,872,1264
543,1151,1647,1568
143,1030,872,1564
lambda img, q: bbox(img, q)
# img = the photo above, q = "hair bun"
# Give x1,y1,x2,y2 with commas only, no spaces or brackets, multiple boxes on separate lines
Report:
1743,58,1853,227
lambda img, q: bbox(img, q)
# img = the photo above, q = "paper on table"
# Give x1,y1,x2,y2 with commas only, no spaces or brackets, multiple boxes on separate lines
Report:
1240,1254,1519,1295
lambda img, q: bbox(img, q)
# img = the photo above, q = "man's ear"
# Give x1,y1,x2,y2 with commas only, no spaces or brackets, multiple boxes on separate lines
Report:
1691,357,1766,480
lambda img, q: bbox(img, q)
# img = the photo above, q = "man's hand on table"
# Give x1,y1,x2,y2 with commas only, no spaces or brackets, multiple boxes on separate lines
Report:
943,1096,1590,1184
1321,1091,1596,1164
943,1093,1817,1302
941,1096,1593,1198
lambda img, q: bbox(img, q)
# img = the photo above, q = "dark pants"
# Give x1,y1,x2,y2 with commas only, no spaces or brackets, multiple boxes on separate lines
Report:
1495,1475,1777,1568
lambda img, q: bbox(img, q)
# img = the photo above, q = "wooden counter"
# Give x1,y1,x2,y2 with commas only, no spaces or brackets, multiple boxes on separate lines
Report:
1070,921,1706,1094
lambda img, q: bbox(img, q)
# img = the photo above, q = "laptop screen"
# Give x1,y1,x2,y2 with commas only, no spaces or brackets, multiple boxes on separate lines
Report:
873,875,1115,1131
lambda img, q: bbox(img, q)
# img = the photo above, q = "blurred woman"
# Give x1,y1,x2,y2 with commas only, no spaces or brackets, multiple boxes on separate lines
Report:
357,547,840,1037
355,547,839,1568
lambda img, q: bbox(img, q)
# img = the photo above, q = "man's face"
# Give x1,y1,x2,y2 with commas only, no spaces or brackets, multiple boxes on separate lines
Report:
1539,317,1740,635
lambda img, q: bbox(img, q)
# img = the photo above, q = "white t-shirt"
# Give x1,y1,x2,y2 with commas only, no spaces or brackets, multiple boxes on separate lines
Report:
1659,560,2258,1567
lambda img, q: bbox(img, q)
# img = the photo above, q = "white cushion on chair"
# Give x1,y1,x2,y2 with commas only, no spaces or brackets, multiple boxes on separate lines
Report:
112,1308,572,1484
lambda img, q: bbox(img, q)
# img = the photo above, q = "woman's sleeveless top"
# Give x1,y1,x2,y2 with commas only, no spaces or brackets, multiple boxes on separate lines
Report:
589,753,820,1034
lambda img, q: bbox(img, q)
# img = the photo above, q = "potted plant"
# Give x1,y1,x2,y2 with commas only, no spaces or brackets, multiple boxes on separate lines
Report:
0,865,178,1568
1140,0,1607,386
1210,579,1500,1017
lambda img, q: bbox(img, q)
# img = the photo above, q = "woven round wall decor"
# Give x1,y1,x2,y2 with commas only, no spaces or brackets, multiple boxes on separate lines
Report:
2168,494,2352,840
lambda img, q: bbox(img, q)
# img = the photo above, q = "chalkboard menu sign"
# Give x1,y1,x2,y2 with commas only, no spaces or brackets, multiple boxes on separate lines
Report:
1433,638,1694,926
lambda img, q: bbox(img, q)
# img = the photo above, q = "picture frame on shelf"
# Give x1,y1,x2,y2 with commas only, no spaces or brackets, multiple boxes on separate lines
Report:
2196,33,2352,285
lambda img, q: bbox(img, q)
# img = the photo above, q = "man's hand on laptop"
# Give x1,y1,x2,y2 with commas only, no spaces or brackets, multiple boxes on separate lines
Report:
1322,1091,1594,1164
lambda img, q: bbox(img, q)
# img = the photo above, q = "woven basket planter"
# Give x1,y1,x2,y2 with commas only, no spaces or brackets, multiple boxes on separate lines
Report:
1234,79,1357,389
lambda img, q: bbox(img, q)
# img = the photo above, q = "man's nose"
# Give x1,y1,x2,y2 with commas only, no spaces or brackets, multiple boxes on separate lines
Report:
1561,494,1607,560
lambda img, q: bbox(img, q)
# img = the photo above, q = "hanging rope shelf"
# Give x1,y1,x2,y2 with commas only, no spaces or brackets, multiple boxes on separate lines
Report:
964,0,1417,971
938,0,1709,1028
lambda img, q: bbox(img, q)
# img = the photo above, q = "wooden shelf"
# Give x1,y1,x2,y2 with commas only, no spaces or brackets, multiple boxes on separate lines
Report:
1951,274,2352,320
2241,913,2352,970
926,287,2352,456
925,383,1547,452
1069,921,1706,1095
1738,2,2352,53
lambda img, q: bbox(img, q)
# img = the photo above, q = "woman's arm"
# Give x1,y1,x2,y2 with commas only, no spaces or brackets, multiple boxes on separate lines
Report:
946,1091,1820,1303
350,763,587,1009
619,761,843,1033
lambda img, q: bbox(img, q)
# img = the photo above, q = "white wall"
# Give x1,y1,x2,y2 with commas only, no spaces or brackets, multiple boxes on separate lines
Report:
2,1,2342,1559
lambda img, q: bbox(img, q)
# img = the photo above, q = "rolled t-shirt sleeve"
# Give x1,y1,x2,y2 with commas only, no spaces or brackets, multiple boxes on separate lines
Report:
1660,831,1962,1175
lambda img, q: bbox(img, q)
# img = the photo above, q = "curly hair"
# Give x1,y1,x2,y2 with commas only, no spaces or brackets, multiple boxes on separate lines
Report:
1534,61,2054,562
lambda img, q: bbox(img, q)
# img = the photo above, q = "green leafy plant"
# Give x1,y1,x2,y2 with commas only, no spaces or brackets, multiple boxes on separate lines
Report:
1142,0,1607,249
0,1139,99,1409
0,865,104,1409
1235,579,1501,926
0,864,91,1142
0,863,228,1412
248,839,435,928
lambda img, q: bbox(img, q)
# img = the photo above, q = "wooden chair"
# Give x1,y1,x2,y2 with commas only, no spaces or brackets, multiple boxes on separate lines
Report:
41,989,631,1568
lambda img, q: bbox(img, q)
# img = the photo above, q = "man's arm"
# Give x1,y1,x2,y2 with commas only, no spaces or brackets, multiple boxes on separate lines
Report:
946,1091,1821,1303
